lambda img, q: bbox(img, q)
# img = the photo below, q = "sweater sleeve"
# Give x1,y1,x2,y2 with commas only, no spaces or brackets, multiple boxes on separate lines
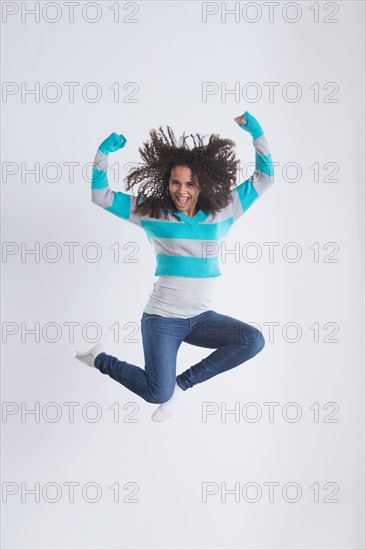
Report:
91,133,142,227
230,111,274,223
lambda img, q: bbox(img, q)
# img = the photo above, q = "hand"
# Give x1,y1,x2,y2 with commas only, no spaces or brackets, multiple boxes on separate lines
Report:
234,111,263,139
99,132,127,155
234,114,248,128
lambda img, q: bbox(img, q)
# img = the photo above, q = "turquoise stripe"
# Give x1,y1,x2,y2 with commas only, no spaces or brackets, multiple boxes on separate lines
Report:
249,127,263,141
91,168,108,190
99,143,110,156
155,255,221,277
256,152,274,177
105,192,131,220
242,112,263,140
141,217,233,240
173,209,209,224
236,179,259,212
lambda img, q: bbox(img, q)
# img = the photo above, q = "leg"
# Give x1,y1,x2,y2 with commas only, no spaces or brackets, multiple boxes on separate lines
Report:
176,310,265,390
151,380,185,422
94,312,186,404
74,343,104,368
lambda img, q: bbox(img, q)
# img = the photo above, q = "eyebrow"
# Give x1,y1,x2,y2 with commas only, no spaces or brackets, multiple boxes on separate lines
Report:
170,179,195,183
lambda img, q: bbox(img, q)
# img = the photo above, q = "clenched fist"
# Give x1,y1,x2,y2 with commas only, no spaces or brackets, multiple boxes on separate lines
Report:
99,132,127,155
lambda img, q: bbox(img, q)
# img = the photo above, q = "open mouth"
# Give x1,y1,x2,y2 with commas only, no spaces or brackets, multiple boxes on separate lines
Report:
176,196,189,206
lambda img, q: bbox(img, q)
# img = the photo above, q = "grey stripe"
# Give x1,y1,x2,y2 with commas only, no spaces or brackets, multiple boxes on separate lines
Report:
129,195,143,226
253,134,270,157
149,236,223,258
231,194,246,223
230,171,273,222
208,203,233,223
93,149,108,171
91,187,114,209
252,169,274,195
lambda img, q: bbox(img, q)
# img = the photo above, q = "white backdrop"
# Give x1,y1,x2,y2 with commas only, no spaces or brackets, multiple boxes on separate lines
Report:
1,1,365,549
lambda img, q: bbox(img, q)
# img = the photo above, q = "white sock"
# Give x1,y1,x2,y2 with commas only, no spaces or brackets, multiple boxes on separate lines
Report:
73,343,104,368
151,381,186,422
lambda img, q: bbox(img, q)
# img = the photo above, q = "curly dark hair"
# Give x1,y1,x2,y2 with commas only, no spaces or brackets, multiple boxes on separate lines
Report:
124,126,240,221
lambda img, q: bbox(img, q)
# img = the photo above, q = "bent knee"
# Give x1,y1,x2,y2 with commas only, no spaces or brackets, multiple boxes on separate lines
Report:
146,385,175,404
255,331,265,353
243,327,265,354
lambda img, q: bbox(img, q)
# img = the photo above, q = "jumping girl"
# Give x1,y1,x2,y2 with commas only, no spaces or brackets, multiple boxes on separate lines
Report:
74,110,274,421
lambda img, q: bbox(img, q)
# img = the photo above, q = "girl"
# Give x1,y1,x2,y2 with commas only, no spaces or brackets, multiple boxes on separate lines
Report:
74,110,274,422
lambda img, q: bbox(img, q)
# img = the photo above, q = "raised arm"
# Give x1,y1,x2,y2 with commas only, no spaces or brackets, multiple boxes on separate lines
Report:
91,132,142,226
230,111,274,223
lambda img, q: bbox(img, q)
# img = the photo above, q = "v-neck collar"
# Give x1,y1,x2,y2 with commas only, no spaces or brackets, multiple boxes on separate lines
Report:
168,208,209,226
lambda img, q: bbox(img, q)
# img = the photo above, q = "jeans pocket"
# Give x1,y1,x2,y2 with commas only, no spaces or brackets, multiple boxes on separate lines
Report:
143,313,158,320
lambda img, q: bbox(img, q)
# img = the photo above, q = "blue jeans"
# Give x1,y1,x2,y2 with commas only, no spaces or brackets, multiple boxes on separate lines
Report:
94,310,265,404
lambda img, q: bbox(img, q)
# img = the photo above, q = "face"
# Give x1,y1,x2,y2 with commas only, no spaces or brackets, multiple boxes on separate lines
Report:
168,165,201,217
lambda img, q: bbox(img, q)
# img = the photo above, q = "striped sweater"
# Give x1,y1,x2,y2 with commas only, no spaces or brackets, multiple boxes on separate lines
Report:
91,111,274,287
